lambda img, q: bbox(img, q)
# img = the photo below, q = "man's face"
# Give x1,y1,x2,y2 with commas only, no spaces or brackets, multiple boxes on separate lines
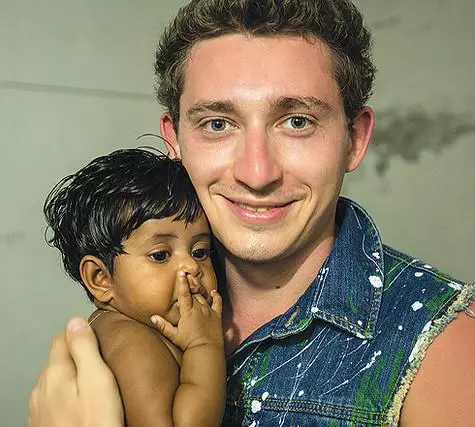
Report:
161,34,373,264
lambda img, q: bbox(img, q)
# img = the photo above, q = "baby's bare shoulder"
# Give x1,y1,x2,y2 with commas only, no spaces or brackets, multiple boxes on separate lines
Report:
89,310,176,362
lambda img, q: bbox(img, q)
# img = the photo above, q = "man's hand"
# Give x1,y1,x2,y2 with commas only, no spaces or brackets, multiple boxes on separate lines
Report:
151,271,223,351
29,317,124,427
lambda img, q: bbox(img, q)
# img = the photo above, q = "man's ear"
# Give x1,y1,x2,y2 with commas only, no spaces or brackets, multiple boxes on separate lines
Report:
346,106,375,172
80,255,114,303
160,112,181,159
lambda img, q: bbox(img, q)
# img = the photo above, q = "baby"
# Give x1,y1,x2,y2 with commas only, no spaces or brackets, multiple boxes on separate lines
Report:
43,147,225,426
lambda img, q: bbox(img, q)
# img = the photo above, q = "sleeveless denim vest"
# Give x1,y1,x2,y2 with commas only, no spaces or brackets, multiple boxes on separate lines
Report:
223,198,474,426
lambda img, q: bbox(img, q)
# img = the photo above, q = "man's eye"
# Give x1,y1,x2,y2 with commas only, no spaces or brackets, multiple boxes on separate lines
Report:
205,119,230,132
150,251,170,263
283,116,311,130
191,248,209,261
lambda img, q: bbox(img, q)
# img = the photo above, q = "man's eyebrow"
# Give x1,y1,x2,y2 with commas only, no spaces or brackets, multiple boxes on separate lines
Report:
275,96,333,113
184,96,332,120
185,100,236,120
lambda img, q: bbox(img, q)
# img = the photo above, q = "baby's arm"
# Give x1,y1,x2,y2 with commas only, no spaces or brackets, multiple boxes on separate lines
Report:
152,271,226,427
91,313,181,426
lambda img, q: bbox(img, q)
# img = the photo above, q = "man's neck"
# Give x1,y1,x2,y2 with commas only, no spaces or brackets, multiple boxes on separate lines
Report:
222,228,336,355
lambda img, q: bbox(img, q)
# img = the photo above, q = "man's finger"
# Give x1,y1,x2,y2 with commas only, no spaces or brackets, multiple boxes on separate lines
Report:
65,317,115,392
42,329,77,387
65,317,99,372
28,385,38,418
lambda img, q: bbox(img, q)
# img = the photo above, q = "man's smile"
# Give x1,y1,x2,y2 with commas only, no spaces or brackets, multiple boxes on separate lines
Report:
221,196,296,225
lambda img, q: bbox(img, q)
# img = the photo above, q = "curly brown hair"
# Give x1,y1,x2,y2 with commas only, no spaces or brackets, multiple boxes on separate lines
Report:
155,0,375,130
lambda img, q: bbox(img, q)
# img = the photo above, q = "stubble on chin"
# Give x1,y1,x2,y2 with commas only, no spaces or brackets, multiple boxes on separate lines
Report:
221,232,289,264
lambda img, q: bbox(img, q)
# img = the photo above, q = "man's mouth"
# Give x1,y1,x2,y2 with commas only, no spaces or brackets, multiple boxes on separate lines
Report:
235,202,275,212
224,198,294,224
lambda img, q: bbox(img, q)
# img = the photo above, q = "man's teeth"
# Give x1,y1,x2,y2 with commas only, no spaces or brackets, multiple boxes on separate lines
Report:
236,203,273,212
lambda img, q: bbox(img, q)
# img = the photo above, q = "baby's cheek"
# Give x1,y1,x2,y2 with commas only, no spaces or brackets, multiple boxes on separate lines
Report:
205,266,218,290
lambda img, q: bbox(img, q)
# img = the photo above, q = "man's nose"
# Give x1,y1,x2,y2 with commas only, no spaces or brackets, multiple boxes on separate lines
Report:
232,128,283,191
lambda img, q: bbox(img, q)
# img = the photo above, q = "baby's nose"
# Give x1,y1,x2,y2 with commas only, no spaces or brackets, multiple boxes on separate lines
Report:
179,256,202,278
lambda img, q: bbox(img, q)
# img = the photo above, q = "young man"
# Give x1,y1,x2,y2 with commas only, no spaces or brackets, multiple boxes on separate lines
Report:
30,1,474,426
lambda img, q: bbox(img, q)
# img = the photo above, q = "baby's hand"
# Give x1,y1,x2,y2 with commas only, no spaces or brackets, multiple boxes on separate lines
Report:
150,271,223,351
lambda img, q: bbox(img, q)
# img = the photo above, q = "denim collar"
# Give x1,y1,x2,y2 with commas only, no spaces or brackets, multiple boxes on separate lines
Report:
234,198,384,353
307,197,384,339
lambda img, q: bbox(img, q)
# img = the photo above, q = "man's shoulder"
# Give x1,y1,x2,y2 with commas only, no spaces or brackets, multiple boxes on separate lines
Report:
378,243,471,353
377,245,475,425
399,299,475,426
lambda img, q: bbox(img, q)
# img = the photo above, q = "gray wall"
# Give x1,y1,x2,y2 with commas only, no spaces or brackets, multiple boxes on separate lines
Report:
348,0,475,281
1,1,473,425
0,1,185,425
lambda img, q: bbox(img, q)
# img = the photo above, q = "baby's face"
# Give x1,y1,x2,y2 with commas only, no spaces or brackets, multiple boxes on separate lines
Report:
109,214,217,326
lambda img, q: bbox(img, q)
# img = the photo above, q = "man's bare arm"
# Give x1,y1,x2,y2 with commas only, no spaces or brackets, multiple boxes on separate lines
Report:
400,300,475,426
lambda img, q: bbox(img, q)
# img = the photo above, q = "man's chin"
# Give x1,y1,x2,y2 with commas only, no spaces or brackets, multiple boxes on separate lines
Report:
222,241,291,265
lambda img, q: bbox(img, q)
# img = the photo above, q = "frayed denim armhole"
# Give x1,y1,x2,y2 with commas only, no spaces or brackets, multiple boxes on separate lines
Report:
386,282,475,426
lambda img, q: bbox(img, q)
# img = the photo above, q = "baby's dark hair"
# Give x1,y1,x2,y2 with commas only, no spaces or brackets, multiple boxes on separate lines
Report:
44,147,202,301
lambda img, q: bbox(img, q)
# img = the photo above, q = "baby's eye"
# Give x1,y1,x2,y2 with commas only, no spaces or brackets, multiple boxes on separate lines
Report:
150,251,170,263
191,248,209,261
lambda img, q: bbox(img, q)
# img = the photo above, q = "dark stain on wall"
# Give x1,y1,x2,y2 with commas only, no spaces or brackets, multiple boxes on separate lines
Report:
370,109,475,175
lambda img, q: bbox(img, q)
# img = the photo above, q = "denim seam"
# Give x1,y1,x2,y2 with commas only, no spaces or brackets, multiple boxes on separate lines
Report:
242,396,388,425
270,318,313,339
316,309,367,337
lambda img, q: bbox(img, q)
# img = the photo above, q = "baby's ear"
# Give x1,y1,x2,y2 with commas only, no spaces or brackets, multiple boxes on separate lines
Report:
80,255,114,303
